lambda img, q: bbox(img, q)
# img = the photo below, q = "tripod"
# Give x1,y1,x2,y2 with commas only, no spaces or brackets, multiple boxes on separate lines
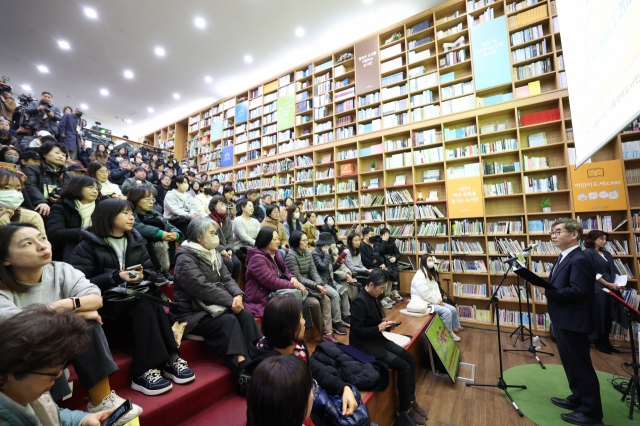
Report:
620,308,640,419
467,262,526,416
503,276,554,369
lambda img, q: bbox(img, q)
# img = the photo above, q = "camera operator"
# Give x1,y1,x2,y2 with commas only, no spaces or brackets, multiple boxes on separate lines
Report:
58,108,83,160
0,86,16,123
26,91,61,136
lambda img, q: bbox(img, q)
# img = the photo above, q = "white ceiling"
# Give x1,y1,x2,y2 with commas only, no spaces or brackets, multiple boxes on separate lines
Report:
1,0,445,139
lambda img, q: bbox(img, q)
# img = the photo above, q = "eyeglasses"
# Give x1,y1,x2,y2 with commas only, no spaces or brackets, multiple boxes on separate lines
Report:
549,230,569,237
143,197,155,202
25,361,68,380
301,238,309,242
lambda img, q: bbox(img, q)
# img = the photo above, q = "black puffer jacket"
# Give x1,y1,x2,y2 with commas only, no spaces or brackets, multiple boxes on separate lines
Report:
46,197,100,260
67,228,157,290
23,162,75,206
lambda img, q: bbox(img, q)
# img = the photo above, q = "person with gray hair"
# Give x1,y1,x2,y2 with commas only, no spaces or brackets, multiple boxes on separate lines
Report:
171,216,262,375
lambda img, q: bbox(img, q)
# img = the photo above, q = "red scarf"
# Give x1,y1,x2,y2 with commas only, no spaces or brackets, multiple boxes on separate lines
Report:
209,211,228,230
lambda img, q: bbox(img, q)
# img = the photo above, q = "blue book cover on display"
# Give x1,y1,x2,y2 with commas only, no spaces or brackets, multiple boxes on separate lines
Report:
211,122,222,141
221,146,233,167
235,101,248,124
470,16,512,91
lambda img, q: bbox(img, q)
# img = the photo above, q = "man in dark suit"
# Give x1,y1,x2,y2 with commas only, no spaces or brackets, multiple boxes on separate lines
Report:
349,269,428,425
544,218,603,425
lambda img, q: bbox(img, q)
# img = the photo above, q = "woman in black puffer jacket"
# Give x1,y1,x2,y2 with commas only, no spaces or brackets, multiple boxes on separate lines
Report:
67,198,195,397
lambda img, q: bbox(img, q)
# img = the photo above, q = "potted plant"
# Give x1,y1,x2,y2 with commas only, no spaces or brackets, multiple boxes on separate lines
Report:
370,160,376,172
541,197,551,212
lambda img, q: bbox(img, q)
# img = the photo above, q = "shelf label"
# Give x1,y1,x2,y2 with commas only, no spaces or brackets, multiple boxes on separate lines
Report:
211,122,222,141
221,146,233,167
470,15,512,91
355,36,381,95
277,95,295,131
570,159,628,212
235,101,248,124
447,176,484,218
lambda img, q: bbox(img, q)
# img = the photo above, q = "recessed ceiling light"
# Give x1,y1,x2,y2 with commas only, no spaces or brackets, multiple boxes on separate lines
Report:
80,103,88,109
37,65,49,73
84,7,98,19
155,47,165,57
22,84,32,91
100,88,109,96
123,70,134,79
244,55,253,63
295,28,305,37
173,93,181,100
126,119,133,124
148,107,154,113
363,0,373,3
204,76,212,83
194,17,206,28
58,40,71,50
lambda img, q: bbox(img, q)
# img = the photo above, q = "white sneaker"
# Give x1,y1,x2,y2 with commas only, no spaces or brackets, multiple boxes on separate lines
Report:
380,299,394,309
383,296,396,305
391,290,403,301
87,390,143,425
450,331,461,342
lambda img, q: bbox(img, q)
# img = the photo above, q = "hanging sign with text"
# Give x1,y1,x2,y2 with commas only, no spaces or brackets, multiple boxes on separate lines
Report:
355,36,381,95
470,15,512,91
570,159,628,212
277,94,295,131
447,176,485,218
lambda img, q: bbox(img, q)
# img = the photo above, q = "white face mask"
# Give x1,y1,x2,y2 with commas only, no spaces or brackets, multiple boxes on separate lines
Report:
0,190,24,210
293,212,300,219
327,219,334,226
426,261,435,269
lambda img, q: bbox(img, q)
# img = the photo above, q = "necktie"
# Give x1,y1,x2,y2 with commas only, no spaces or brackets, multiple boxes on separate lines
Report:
551,253,563,277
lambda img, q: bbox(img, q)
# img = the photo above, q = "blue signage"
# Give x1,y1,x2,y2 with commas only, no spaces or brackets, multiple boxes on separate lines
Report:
470,16,512,91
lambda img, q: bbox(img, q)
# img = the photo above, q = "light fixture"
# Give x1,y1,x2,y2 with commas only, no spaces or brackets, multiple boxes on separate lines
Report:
148,107,154,113
295,27,305,37
126,119,133,124
123,70,134,79
363,0,373,3
37,65,49,73
80,103,88,109
58,40,71,50
173,93,181,100
194,17,206,28
244,55,253,63
155,47,166,57
204,76,212,83
22,84,32,91
100,88,109,96
84,7,97,19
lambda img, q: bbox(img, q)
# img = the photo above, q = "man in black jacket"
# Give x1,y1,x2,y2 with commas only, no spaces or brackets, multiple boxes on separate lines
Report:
375,228,403,302
108,157,133,186
543,218,603,426
246,189,264,222
361,227,394,309
349,269,428,425
25,91,62,135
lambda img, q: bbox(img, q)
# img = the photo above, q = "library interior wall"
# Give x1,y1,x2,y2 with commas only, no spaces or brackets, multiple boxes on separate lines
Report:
146,0,640,339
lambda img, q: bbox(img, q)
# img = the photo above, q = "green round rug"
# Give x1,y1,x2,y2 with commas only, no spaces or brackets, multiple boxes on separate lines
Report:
502,364,637,425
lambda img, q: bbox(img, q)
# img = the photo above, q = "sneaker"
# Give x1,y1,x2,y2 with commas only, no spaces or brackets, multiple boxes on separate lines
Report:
131,369,173,395
333,322,347,335
341,316,351,328
87,391,143,425
163,270,174,282
162,358,195,384
383,296,396,305
155,274,169,286
406,407,426,425
380,299,393,309
411,400,429,419
391,289,403,301
322,333,340,344
450,331,461,342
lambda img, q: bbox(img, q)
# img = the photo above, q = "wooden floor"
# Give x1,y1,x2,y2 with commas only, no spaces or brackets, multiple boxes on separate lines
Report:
307,297,634,426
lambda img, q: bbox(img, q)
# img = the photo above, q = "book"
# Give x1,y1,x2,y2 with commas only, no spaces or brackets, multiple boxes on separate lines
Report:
395,175,407,185
321,154,332,163
528,80,541,95
370,178,379,188
613,219,628,231
428,190,438,200
528,132,547,147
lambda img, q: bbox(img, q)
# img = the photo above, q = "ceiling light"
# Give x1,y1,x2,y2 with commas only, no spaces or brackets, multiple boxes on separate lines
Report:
100,88,109,96
363,0,373,3
148,107,154,113
295,28,305,37
155,47,165,57
204,76,212,83
194,17,206,28
22,84,32,91
80,103,88,109
126,119,133,124
173,93,181,100
244,55,253,63
123,70,134,79
84,7,98,19
58,40,70,50
37,65,49,73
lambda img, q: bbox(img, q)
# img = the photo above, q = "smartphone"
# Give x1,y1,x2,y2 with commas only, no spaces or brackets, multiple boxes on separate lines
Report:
387,321,402,330
126,264,142,271
101,398,133,426
336,251,347,263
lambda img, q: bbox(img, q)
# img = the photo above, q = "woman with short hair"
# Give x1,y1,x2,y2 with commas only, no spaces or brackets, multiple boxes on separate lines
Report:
0,169,45,233
344,233,372,288
89,143,109,165
87,162,125,199
302,211,318,247
194,180,214,216
283,204,302,240
233,198,261,261
163,175,198,237
261,204,288,250
208,195,241,281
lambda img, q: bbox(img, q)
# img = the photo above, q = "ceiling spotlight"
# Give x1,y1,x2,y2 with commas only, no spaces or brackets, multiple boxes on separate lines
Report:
363,0,373,3
22,84,32,91
148,107,154,113
123,70,134,79
100,88,109,96
37,65,49,73
80,103,88,109
295,28,305,37
155,47,165,57
194,17,206,28
84,7,98,19
126,119,133,124
58,40,71,50
173,93,181,100
204,76,212,83
244,55,253,63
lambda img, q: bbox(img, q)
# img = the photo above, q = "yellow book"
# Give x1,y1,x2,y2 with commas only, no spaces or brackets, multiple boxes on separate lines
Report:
528,80,541,95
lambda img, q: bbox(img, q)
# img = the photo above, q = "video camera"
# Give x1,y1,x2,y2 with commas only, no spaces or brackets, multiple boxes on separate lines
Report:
0,76,12,95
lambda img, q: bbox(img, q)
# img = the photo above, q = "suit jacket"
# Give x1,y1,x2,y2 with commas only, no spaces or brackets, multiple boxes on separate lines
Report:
349,288,389,359
546,246,596,334
582,248,615,284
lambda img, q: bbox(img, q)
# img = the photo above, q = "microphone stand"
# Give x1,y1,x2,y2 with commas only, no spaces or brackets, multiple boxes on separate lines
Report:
466,261,526,416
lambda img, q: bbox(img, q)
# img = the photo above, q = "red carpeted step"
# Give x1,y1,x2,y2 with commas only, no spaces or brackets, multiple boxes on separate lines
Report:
175,394,247,426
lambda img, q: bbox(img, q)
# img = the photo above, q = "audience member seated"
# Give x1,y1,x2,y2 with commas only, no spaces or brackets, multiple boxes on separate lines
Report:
410,255,462,340
68,163,87,177
164,159,182,177
329,243,361,302
121,167,157,196
106,146,127,171
344,233,372,289
302,211,317,246
208,195,241,281
261,204,288,252
246,189,264,222
163,175,198,237
87,162,125,200
279,197,293,223
0,146,20,168
246,356,314,426
350,269,428,426
319,215,342,249
47,176,101,261
0,223,142,420
360,227,386,272
19,150,41,172
187,180,201,198
244,227,307,318
89,143,109,164
141,162,158,184
222,186,236,220
128,186,182,285
233,198,260,261
375,227,403,302
0,169,45,233
19,131,52,152
171,216,262,375
26,92,61,136
68,198,195,396
312,232,352,328
107,158,133,187
24,141,75,216
286,230,341,342
0,306,126,425
155,174,173,210
283,204,303,240
210,178,221,194
194,180,213,216
259,193,272,217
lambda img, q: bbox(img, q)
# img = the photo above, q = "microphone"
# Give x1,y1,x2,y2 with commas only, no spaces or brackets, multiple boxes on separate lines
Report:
502,244,537,264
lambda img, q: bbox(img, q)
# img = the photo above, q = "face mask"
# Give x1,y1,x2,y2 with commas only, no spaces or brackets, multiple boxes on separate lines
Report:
426,261,435,269
327,219,334,226
181,184,190,192
0,190,24,210
4,155,19,164
204,188,214,196
293,212,300,219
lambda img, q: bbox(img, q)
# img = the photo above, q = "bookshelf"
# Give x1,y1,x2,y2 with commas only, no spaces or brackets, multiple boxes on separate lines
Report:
145,0,640,339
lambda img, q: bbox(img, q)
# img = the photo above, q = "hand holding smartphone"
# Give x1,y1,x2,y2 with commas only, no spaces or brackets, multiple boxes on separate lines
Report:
101,398,133,426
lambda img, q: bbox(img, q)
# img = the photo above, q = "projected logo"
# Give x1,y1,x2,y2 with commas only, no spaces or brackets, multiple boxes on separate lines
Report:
570,159,627,211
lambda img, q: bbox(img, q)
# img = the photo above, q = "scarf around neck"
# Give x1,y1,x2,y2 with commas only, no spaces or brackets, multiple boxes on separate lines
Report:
74,199,96,227
210,210,228,230
182,240,222,273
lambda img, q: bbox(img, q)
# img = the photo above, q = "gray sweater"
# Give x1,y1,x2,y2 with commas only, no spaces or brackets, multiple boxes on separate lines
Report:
345,250,369,275
233,216,261,250
163,189,198,220
0,262,101,322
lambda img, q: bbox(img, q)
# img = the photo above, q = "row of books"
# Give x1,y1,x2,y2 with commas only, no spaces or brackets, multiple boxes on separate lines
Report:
622,140,640,159
448,163,481,179
529,240,561,255
625,167,640,184
528,219,556,234
603,239,629,256
450,219,484,235
469,6,495,26
453,282,487,297
360,194,385,207
488,220,523,234
576,215,613,232
388,223,415,237
451,240,485,254
507,4,548,30
483,161,520,175
413,129,442,146
337,196,357,209
491,285,529,301
489,238,526,255
480,138,519,154
386,189,414,204
523,175,559,193
442,94,475,115
417,221,447,236
452,259,488,273
444,124,477,141
457,305,492,323
386,206,415,220
510,24,544,47
417,204,446,219
531,260,554,276
489,260,514,275
395,238,417,253
441,80,474,100
515,57,553,81
446,144,478,159
512,39,548,63
484,181,516,197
